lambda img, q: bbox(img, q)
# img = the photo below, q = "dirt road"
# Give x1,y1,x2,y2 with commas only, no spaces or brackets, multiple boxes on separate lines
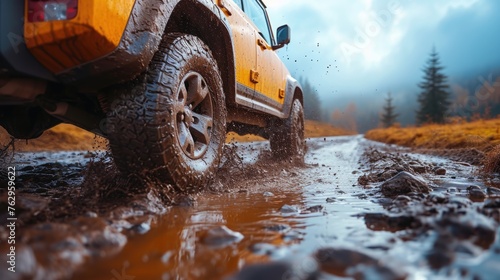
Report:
1,136,499,279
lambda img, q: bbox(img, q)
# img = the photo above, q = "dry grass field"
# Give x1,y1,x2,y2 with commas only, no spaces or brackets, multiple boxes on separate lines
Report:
365,118,500,151
365,118,500,172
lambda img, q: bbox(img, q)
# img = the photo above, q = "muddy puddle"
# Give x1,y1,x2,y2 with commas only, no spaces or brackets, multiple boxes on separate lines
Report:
1,136,500,279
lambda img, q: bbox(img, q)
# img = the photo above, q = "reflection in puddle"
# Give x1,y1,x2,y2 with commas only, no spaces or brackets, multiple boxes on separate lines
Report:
69,137,500,279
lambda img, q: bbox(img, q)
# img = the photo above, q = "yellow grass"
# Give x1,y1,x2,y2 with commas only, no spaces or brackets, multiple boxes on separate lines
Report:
365,118,500,151
1,120,355,152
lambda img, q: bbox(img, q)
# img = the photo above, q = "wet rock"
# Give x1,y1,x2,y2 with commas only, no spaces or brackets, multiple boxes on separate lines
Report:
202,226,243,248
280,204,300,214
434,167,447,175
263,191,274,197
315,247,376,274
377,169,398,181
467,186,486,201
326,197,336,203
305,205,324,213
410,165,427,174
364,213,422,232
129,221,151,234
14,217,127,279
263,224,291,233
380,171,431,197
315,247,406,279
437,217,496,249
487,187,500,197
357,174,369,185
227,257,319,280
427,248,454,270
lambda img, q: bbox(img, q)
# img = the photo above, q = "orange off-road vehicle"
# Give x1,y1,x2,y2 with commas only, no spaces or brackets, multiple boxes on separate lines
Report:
0,0,304,191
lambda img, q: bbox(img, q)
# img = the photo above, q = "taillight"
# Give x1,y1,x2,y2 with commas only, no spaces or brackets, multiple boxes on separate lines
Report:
27,0,78,22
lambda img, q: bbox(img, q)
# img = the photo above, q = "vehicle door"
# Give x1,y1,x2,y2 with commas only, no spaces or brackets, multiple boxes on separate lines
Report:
241,0,286,115
221,0,258,106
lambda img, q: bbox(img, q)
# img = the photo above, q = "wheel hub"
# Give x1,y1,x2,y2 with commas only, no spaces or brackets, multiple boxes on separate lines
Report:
174,72,213,159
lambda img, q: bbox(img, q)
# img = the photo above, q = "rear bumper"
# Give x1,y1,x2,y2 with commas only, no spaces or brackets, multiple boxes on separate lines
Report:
0,0,55,81
1,0,173,92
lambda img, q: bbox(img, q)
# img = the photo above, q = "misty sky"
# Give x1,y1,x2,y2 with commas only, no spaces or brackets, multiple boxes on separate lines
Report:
266,0,500,105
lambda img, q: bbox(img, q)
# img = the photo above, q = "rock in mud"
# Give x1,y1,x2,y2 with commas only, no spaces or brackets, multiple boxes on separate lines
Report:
357,174,369,185
434,167,447,175
227,256,319,280
263,191,274,197
263,224,291,233
7,217,127,279
377,169,398,181
437,216,496,249
315,247,406,280
467,185,487,201
129,221,151,234
364,213,422,232
280,204,300,214
410,164,427,174
326,197,336,203
305,205,324,213
201,226,243,248
380,171,431,197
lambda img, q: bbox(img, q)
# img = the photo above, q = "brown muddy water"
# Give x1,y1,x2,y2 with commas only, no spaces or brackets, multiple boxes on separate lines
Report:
1,136,500,279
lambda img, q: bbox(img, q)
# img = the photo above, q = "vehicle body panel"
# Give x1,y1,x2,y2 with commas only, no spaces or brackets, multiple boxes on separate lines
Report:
0,0,54,80
223,0,291,118
24,0,136,74
0,0,301,140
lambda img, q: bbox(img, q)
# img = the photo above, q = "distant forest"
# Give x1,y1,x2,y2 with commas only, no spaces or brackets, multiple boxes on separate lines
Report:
302,68,500,133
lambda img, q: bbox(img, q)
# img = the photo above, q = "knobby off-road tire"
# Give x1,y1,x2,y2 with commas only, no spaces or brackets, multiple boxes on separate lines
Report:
107,33,226,193
270,99,305,161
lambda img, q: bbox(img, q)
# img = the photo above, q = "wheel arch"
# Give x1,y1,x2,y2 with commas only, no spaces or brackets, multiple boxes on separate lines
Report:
282,76,303,118
164,0,237,106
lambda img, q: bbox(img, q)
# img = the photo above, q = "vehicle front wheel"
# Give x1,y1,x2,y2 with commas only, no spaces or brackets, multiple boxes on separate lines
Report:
270,99,305,162
106,33,226,192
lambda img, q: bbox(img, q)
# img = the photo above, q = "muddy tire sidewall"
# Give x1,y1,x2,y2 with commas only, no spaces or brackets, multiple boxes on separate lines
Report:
107,33,226,192
270,99,305,161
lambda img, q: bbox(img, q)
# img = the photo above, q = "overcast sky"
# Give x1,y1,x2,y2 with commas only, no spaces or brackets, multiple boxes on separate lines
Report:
266,0,500,103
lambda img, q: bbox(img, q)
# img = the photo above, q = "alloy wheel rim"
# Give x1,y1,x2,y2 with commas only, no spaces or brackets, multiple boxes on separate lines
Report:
174,72,214,159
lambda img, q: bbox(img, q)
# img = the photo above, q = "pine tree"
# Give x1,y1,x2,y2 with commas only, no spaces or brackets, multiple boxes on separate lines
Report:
416,48,451,124
381,92,398,128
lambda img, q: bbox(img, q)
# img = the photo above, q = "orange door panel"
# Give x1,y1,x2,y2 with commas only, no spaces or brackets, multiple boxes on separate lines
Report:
221,0,257,94
255,35,286,106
